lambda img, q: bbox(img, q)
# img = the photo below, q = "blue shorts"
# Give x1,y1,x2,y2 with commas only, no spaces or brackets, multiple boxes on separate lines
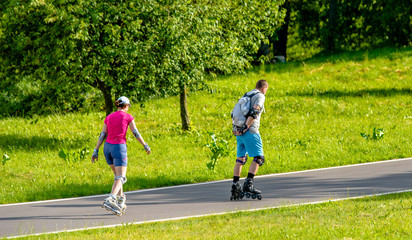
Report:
103,142,128,167
236,131,264,158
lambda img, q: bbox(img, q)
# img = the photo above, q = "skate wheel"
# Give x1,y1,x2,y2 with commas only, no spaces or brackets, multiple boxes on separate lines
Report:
230,196,234,201
241,192,245,198
257,195,262,200
246,193,251,198
251,194,256,199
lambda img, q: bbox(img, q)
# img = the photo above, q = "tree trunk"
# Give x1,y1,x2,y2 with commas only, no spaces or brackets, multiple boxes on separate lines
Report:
279,0,290,59
273,0,290,59
96,79,113,116
327,0,337,52
179,83,191,131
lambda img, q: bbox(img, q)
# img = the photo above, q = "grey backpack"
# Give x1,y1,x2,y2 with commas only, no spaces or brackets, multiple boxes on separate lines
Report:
231,91,260,128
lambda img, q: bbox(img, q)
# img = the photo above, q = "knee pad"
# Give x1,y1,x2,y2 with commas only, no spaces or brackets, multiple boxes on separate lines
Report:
236,155,248,165
114,175,127,184
253,156,265,166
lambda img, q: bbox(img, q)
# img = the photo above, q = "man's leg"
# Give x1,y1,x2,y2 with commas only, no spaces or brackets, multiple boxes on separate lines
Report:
248,160,260,174
242,133,264,197
231,137,247,200
233,136,247,183
243,156,265,196
246,156,264,179
233,156,247,181
231,156,247,200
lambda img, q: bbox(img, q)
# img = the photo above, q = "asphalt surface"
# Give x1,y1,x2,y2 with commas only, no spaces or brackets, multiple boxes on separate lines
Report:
1,158,411,238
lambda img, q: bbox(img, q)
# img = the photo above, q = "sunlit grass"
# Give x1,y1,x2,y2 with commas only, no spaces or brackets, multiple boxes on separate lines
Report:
0,47,411,204
16,192,412,239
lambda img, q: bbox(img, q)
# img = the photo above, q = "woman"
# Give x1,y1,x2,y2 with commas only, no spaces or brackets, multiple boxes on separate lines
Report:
91,96,151,216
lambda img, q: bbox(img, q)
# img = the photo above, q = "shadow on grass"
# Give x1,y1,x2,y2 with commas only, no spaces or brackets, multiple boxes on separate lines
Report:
299,47,412,64
249,47,411,75
0,134,89,151
14,182,110,204
288,88,412,98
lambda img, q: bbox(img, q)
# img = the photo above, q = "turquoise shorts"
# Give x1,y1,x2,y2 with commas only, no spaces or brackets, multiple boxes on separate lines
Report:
103,142,128,167
236,131,264,158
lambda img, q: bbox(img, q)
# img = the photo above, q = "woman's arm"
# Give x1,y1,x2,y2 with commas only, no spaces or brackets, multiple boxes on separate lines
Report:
129,120,151,155
91,123,108,163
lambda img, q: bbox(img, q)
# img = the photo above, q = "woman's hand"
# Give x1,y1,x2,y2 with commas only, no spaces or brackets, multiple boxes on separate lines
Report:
144,143,151,155
91,149,99,163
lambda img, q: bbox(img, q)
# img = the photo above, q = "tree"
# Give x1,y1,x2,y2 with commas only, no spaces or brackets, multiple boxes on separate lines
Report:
0,0,149,116
288,0,411,56
0,0,286,128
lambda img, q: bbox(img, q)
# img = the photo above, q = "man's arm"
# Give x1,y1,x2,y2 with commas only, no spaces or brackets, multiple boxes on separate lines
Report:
242,104,261,133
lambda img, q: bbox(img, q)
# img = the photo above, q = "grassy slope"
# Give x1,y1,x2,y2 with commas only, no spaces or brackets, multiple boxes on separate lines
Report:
0,47,411,204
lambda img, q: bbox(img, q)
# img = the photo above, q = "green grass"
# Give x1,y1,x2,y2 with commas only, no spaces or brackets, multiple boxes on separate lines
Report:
0,47,411,204
13,192,412,239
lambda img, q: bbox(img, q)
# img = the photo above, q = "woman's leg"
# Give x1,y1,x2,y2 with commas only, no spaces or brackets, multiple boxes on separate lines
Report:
111,166,127,196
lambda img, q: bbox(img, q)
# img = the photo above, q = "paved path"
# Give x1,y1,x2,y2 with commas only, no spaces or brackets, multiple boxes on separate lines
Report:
1,158,411,238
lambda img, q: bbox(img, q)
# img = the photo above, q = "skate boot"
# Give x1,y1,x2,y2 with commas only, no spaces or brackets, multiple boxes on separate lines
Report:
117,195,127,213
230,182,244,201
243,179,263,200
101,194,123,216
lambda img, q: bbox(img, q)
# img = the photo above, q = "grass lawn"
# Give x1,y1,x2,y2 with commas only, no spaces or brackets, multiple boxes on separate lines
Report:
0,47,411,204
13,191,412,239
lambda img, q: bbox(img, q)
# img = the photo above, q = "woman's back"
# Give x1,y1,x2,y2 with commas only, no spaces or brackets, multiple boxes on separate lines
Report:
104,111,134,144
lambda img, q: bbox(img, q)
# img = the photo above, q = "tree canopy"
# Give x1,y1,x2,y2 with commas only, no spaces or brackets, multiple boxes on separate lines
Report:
0,0,285,120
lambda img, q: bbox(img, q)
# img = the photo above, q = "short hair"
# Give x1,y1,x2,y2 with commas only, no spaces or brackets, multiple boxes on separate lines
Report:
256,79,268,89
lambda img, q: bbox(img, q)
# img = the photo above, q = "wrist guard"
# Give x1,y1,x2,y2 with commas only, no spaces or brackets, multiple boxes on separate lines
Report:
233,124,249,136
240,124,250,134
92,149,99,158
144,143,150,152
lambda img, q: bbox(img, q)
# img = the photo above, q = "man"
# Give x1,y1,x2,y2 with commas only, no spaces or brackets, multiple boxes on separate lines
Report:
231,79,268,200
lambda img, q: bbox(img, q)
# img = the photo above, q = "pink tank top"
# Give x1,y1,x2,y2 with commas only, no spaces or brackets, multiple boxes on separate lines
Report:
104,111,134,144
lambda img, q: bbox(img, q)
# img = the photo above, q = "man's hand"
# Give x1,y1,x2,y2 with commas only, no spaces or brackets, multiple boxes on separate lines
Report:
233,124,249,136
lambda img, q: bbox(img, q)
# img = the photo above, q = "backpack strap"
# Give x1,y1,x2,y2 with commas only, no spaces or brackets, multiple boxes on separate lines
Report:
242,91,261,99
244,91,263,118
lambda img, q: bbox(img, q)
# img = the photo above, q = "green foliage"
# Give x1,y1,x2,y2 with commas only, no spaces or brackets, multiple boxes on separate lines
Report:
287,0,411,60
2,153,10,165
0,0,285,116
58,147,90,163
0,75,101,117
361,127,385,141
206,133,231,171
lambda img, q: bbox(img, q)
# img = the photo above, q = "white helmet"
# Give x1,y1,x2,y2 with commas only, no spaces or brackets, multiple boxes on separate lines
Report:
117,96,131,107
